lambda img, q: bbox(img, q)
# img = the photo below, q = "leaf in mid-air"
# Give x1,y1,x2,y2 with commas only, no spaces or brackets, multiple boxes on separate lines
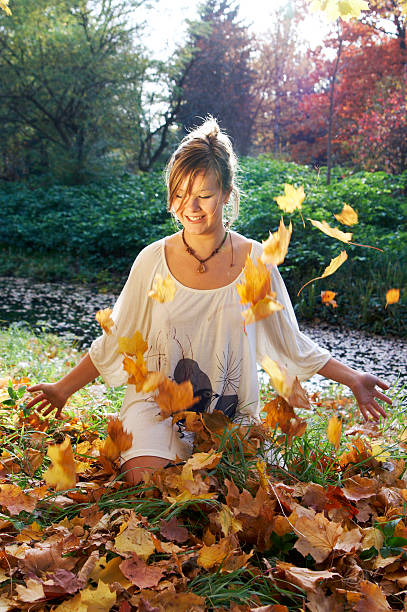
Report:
385,288,400,308
241,295,284,324
236,256,283,323
321,290,338,308
327,415,342,449
155,378,199,420
298,251,348,295
308,218,352,243
100,416,133,463
43,437,77,491
274,184,305,213
95,308,114,334
0,1,12,16
261,356,294,400
334,203,358,226
310,0,369,21
118,331,148,356
261,217,293,266
148,273,177,303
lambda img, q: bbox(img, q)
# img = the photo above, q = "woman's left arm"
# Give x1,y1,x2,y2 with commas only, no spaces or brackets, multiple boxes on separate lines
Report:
317,358,392,421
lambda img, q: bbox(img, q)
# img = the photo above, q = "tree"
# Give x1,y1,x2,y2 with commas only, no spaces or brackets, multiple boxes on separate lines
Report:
0,0,149,181
176,0,257,156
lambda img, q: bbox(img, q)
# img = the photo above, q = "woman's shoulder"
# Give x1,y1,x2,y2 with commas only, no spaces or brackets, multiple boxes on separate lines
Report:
132,237,165,267
231,231,262,258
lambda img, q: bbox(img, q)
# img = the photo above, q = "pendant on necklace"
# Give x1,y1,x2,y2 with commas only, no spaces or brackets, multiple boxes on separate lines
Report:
198,262,206,273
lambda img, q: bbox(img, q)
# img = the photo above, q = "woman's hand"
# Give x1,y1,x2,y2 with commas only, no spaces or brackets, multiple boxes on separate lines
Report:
350,372,392,421
26,382,69,419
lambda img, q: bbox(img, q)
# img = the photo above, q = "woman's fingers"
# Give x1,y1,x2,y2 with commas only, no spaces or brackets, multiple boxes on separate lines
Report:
25,394,45,410
374,389,392,405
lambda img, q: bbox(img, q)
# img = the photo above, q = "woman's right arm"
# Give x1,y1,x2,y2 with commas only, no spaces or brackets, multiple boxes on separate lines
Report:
26,353,100,418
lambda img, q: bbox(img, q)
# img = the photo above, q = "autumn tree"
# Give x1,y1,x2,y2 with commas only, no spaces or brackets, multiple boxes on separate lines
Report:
176,0,257,155
0,0,149,181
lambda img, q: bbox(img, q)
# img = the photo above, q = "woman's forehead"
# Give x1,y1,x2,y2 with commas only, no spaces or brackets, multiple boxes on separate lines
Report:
178,169,220,192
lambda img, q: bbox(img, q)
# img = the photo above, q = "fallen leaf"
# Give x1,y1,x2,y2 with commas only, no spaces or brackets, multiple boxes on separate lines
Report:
148,274,177,303
334,203,358,226
95,308,114,334
327,415,342,449
293,512,343,563
354,580,391,611
119,554,165,588
261,217,292,266
159,516,189,543
117,331,148,356
298,251,348,296
115,515,155,561
274,184,305,213
275,561,339,592
43,436,77,491
0,484,37,515
321,290,338,308
197,535,237,570
308,218,352,243
16,578,45,603
385,288,400,308
88,555,132,589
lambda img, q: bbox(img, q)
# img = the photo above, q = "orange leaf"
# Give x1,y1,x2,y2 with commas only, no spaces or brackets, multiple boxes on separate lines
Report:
148,273,177,303
298,250,348,296
197,535,237,570
275,561,339,592
155,378,199,420
274,184,305,213
100,416,133,463
0,484,37,515
354,580,391,611
261,217,292,266
385,288,400,308
43,436,76,491
241,295,283,324
327,415,342,449
117,331,148,356
308,218,352,243
293,512,343,563
334,203,358,226
236,256,271,305
95,308,114,334
321,290,338,308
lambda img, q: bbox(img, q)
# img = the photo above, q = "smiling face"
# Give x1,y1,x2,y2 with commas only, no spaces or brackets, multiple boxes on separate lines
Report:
171,169,229,235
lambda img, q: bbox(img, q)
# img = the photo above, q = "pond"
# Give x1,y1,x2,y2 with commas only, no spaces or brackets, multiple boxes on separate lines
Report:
0,276,406,396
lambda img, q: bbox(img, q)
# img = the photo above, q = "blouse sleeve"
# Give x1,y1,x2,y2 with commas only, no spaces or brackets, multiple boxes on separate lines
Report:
256,252,331,381
88,245,155,387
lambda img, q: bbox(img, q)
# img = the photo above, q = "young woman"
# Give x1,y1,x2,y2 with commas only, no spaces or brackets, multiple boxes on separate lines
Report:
26,118,392,485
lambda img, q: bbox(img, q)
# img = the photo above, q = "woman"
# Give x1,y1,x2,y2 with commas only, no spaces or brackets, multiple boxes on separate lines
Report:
26,117,392,485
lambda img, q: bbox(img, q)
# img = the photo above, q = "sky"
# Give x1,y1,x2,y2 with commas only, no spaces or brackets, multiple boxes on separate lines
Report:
138,0,329,59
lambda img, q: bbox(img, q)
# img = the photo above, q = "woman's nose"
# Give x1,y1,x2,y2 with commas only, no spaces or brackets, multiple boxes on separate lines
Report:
185,196,201,210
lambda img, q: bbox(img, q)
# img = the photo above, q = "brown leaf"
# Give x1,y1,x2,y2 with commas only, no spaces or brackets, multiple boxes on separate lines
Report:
342,476,378,501
119,554,165,588
132,589,205,612
354,580,391,611
99,416,133,464
155,378,199,420
159,517,189,543
16,578,45,603
0,484,37,515
293,512,343,563
22,541,77,577
275,561,339,592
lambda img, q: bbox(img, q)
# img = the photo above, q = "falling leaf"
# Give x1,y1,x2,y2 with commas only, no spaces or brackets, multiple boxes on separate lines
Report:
321,290,338,308
122,355,164,392
241,295,284,324
95,308,114,334
334,203,358,226
148,273,177,303
0,484,37,515
298,250,348,295
261,356,294,400
274,184,305,213
119,554,165,588
310,0,369,21
327,415,342,449
261,217,292,266
308,218,352,243
99,416,133,463
236,256,271,305
155,378,199,420
0,1,11,16
43,437,77,491
117,331,148,356
385,288,400,308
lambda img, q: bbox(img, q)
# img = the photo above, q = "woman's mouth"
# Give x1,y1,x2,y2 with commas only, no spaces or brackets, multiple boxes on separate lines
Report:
185,214,205,223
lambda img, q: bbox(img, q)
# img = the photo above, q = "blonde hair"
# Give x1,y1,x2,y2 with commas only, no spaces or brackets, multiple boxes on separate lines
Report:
165,117,240,225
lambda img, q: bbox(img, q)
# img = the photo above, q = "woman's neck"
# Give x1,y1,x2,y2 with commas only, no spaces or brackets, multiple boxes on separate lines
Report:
181,226,227,258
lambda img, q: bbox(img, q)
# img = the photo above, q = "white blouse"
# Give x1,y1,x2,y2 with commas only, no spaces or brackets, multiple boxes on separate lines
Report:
89,237,331,429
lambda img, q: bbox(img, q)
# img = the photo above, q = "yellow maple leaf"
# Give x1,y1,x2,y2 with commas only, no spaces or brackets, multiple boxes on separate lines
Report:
327,415,342,449
321,290,338,308
308,218,352,243
385,288,400,308
43,437,76,491
310,0,369,21
0,1,12,15
261,217,293,266
236,256,283,324
241,295,284,324
334,203,358,226
95,308,114,334
197,536,237,570
117,331,148,356
148,273,177,303
298,251,348,295
155,378,199,420
274,183,305,213
370,443,391,463
261,355,294,400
